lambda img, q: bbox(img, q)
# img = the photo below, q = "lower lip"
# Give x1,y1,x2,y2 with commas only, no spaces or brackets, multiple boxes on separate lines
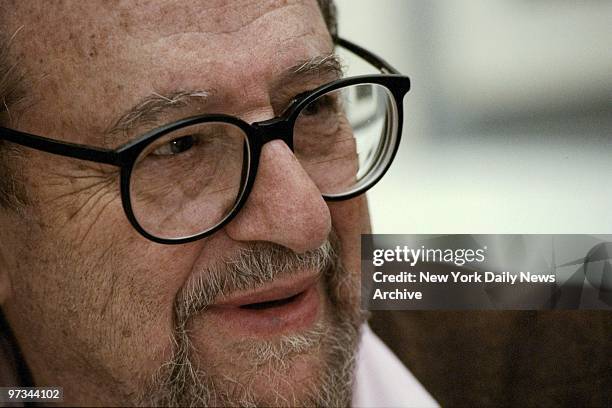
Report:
206,282,321,336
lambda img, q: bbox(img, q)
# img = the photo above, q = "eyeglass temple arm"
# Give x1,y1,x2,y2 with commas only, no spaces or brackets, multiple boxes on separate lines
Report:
336,37,401,75
0,38,400,166
0,126,119,165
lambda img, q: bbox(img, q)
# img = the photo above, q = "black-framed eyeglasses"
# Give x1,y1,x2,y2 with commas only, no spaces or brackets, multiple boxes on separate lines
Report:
0,38,410,244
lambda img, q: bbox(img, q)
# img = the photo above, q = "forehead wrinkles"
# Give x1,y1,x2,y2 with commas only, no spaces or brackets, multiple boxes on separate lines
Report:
7,0,330,144
141,0,330,88
18,0,315,54
110,0,309,40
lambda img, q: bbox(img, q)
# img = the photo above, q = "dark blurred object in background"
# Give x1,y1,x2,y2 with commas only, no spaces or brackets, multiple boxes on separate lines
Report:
370,310,612,407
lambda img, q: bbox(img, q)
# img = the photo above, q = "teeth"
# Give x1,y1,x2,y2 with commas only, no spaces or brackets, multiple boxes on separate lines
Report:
240,293,300,310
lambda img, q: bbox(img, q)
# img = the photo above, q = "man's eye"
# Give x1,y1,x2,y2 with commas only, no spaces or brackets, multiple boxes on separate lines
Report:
302,94,337,117
152,135,196,156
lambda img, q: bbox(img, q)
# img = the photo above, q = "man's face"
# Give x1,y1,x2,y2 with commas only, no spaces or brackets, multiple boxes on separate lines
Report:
0,0,368,405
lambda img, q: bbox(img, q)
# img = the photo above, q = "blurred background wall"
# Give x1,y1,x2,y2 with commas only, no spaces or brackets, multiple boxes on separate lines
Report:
336,0,612,233
336,3,612,406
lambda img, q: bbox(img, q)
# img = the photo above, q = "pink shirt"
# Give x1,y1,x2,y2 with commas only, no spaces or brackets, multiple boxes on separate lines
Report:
353,325,439,408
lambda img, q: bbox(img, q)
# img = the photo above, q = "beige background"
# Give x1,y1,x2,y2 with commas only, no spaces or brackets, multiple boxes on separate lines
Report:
336,0,612,233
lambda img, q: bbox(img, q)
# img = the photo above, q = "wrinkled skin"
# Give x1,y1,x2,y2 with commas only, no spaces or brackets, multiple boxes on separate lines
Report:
0,0,369,405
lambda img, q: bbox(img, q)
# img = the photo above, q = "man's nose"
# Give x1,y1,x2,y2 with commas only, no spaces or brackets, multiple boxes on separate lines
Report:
224,139,331,254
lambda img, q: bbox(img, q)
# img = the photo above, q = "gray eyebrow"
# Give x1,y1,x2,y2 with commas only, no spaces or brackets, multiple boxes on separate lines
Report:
105,90,212,143
105,53,343,146
289,53,343,77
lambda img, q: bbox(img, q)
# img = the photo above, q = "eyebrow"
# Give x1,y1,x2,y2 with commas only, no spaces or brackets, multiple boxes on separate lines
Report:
282,53,343,83
105,53,343,146
105,90,212,144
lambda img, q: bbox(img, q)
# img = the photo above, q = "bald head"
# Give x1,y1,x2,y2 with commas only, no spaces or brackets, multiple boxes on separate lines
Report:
0,0,336,122
0,0,337,209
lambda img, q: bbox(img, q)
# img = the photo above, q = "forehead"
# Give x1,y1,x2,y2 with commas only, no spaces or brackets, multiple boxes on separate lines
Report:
12,0,332,144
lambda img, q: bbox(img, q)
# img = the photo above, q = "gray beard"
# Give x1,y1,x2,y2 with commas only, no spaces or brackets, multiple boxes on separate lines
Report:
138,236,366,407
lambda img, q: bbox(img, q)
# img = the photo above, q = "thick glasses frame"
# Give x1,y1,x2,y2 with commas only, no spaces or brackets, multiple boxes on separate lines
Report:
0,38,411,244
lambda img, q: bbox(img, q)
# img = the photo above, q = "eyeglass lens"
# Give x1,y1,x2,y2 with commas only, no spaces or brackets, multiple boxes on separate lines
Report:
129,83,396,240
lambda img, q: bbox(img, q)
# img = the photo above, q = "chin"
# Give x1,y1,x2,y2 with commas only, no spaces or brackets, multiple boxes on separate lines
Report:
190,290,339,405
138,238,364,407
143,295,360,407
209,336,331,406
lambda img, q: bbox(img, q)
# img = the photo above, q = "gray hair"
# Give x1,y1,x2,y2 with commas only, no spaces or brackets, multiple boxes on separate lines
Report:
141,236,363,407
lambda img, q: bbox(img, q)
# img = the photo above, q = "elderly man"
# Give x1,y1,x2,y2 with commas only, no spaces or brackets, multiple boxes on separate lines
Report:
0,1,435,406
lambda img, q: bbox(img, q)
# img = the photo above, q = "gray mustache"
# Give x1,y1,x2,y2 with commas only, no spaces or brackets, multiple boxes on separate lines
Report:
174,240,335,329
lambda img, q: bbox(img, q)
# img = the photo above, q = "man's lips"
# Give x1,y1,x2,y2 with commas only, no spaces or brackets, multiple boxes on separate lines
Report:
214,272,319,307
206,272,322,335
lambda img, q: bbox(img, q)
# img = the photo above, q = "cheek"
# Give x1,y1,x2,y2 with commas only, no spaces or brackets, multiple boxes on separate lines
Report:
328,196,367,275
7,163,208,391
